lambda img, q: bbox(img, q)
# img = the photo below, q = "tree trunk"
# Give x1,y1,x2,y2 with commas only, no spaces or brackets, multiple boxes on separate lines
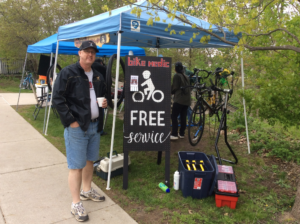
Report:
291,180,300,219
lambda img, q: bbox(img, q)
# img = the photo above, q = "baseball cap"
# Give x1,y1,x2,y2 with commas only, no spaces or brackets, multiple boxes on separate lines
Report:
79,40,99,53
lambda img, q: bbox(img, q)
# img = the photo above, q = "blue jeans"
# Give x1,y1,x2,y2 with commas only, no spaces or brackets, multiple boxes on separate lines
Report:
64,121,100,169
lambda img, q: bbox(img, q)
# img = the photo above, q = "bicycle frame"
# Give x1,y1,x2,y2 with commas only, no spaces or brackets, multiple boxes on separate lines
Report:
195,88,224,121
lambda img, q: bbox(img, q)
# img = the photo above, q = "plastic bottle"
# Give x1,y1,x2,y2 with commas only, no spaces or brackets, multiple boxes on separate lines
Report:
173,171,180,190
158,182,170,193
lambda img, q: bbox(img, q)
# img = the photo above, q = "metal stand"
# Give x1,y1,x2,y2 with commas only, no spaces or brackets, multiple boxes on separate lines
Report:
214,91,238,165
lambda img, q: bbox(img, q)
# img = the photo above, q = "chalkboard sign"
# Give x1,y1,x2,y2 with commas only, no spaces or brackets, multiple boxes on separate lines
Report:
124,56,171,152
123,56,172,189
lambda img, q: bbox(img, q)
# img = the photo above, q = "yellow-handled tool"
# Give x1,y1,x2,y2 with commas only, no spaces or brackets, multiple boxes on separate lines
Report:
192,160,197,171
199,160,204,171
186,160,191,171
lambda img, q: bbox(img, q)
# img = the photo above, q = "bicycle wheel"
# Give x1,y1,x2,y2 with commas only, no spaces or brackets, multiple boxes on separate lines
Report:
106,54,125,109
188,101,205,146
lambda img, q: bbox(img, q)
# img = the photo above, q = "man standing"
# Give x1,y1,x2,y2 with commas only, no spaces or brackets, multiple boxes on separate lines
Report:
53,40,107,222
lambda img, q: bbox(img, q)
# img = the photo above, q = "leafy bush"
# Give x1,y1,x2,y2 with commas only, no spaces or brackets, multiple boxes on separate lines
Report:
251,142,265,151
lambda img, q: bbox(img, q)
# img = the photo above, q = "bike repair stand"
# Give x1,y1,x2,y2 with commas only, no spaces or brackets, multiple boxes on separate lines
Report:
214,89,238,165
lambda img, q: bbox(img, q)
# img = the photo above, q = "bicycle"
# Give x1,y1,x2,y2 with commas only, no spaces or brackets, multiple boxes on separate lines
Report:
184,82,224,146
184,68,234,146
20,71,35,90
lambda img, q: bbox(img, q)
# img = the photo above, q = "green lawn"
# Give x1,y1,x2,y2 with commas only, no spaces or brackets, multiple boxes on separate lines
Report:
16,105,297,224
0,75,32,93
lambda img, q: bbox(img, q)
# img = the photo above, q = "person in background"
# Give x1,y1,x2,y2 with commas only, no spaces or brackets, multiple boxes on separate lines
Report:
177,66,194,122
92,58,106,81
171,62,191,140
53,40,107,222
92,58,108,136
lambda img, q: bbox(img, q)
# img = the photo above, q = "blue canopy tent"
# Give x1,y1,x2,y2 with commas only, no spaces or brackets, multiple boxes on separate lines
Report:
54,0,249,189
57,2,240,48
27,34,146,56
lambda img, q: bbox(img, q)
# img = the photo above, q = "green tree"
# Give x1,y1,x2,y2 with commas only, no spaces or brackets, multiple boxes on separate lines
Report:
0,0,119,72
124,0,300,52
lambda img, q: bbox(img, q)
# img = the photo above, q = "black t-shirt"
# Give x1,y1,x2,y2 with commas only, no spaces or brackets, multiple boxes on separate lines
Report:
92,62,107,81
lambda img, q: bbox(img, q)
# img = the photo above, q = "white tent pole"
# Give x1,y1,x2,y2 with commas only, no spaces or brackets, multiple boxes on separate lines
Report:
106,31,122,190
45,41,59,136
43,53,53,134
157,48,158,57
16,53,28,111
241,51,250,154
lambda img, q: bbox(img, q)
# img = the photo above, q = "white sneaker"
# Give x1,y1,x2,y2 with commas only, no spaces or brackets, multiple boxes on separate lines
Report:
170,135,179,140
71,202,89,222
178,135,184,139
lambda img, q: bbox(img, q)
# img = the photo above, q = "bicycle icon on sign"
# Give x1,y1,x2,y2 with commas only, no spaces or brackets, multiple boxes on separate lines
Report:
132,70,164,103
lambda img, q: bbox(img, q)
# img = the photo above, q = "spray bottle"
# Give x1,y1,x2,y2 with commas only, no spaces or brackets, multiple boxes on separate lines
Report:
173,171,180,190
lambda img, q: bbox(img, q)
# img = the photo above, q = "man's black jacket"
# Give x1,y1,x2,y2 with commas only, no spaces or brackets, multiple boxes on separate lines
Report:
52,61,106,132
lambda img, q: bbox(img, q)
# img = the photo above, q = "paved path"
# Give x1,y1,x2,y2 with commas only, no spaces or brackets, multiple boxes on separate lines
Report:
0,94,137,224
0,93,37,106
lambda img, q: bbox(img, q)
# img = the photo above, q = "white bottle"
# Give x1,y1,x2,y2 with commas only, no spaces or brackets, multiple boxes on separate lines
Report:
173,171,180,190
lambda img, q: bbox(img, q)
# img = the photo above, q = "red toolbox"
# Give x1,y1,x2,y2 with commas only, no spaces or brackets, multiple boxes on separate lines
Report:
214,164,239,209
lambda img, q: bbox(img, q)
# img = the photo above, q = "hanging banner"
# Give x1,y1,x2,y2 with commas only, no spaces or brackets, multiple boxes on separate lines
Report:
74,33,110,48
124,56,172,152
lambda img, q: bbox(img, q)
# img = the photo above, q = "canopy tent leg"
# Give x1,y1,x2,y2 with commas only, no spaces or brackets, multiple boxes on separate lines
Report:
107,31,122,190
157,48,158,57
16,53,28,111
45,42,59,136
43,53,53,134
241,52,250,154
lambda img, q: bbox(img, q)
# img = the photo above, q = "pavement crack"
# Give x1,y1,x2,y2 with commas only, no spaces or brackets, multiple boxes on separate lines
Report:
0,203,6,224
0,138,43,144
0,162,67,175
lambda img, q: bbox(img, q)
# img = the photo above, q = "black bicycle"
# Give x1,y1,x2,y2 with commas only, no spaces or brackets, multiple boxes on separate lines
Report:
184,68,234,146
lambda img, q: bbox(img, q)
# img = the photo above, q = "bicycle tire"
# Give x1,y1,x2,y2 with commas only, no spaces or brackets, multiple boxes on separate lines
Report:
106,54,125,109
103,107,109,130
188,100,205,146
25,80,30,90
47,63,62,91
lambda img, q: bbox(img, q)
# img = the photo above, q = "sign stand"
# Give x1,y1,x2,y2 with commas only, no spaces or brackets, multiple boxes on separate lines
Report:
123,56,172,189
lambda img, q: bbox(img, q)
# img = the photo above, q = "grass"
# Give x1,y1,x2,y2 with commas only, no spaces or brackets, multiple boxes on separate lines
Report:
16,105,298,223
0,75,32,93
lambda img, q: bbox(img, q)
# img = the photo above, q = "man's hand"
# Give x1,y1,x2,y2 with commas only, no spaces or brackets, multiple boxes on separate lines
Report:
102,98,107,108
70,121,79,128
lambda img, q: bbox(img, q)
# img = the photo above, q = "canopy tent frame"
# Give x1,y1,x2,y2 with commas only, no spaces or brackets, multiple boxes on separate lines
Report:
43,53,53,134
16,53,28,112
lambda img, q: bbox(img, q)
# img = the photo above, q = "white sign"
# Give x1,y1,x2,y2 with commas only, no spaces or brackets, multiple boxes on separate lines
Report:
131,20,140,32
130,75,139,92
